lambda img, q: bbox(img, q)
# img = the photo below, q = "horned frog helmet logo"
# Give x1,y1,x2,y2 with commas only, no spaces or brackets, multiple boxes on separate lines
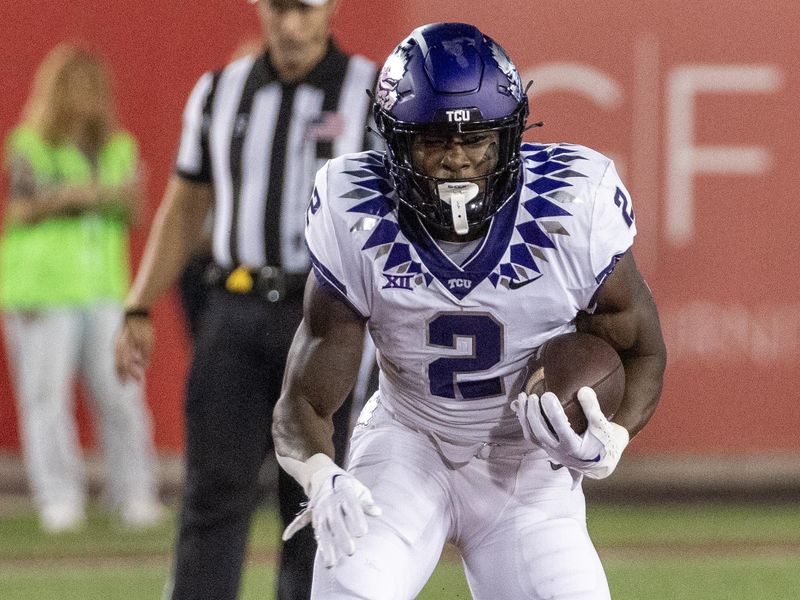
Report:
440,37,474,68
375,43,413,111
488,40,522,101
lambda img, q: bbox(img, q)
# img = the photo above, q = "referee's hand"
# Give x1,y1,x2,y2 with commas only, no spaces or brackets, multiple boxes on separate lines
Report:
115,316,154,383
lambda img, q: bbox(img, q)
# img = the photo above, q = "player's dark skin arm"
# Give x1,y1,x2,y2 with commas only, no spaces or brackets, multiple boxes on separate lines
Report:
576,250,666,438
273,275,367,462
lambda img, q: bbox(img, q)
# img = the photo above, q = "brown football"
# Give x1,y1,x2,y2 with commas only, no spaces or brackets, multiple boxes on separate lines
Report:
523,332,625,435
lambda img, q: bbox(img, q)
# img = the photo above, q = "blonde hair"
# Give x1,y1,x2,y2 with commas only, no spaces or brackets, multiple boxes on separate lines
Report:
21,43,116,154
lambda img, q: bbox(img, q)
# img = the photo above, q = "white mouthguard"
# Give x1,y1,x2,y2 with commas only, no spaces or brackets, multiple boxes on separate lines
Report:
436,182,479,236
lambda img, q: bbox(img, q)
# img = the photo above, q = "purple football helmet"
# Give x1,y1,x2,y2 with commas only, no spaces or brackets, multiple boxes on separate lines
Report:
373,22,529,235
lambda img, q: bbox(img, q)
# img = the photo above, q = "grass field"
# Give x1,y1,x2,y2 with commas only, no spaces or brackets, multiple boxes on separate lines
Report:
1,501,799,599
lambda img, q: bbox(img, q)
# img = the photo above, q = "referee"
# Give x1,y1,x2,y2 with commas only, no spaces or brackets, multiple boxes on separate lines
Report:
114,1,377,599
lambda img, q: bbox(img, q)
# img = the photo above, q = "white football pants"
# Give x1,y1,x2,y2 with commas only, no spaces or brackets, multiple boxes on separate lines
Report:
3,303,159,513
311,401,610,600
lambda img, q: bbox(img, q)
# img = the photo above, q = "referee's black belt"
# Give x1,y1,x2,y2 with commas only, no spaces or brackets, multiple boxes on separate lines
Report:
205,263,306,303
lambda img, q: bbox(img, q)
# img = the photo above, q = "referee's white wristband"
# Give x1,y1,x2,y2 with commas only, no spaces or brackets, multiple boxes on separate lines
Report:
275,452,336,495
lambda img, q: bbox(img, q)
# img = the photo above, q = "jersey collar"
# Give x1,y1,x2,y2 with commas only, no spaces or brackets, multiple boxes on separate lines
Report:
398,179,521,300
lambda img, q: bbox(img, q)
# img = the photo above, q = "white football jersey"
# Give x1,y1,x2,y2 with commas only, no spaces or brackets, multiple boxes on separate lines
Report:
307,143,636,443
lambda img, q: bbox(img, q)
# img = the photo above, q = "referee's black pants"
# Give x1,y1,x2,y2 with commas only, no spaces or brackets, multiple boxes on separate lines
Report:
169,288,353,600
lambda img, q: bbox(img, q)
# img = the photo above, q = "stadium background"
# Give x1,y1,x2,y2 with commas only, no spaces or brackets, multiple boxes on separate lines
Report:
0,1,798,472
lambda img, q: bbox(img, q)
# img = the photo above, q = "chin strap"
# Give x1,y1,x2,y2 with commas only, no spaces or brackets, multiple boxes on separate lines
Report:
437,181,479,235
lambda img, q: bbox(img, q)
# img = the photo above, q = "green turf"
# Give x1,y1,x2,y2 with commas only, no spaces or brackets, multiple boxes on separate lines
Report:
4,556,797,600
0,565,169,600
588,502,800,546
0,512,175,560
0,502,798,599
605,555,800,600
0,563,468,600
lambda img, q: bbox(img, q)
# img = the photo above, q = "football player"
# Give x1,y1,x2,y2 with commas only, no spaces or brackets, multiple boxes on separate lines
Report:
273,22,666,599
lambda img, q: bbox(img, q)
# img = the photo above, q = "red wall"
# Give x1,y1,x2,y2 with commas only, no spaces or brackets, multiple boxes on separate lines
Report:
1,1,798,455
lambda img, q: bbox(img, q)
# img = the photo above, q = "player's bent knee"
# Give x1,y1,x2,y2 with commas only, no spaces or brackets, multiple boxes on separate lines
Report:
311,523,420,600
312,554,402,600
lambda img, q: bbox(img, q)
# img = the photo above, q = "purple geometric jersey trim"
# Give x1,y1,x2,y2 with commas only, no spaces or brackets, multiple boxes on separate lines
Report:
337,146,592,299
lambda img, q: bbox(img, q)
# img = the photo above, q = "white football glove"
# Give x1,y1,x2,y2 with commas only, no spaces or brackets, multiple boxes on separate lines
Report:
511,386,630,481
282,457,381,568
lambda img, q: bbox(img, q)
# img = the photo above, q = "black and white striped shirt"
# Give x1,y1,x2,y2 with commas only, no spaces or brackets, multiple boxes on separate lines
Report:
175,43,378,274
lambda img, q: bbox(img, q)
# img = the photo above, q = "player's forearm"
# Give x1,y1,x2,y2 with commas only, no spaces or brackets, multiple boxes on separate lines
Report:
273,393,337,466
273,333,350,461
576,310,664,437
274,299,366,467
613,350,665,437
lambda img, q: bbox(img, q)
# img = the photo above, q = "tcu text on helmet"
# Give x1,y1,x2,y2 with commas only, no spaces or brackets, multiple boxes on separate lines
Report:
446,109,472,122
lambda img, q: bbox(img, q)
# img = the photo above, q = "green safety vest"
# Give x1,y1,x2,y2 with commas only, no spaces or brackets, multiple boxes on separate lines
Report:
0,125,137,308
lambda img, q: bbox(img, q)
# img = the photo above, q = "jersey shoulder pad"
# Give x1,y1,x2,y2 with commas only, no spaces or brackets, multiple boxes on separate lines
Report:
306,151,393,316
520,142,612,187
321,150,394,223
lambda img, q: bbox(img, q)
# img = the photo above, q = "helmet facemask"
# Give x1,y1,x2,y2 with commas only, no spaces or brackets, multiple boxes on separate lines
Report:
375,103,527,235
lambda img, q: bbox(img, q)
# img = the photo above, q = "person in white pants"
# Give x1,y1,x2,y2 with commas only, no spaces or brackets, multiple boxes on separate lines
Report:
4,304,162,531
